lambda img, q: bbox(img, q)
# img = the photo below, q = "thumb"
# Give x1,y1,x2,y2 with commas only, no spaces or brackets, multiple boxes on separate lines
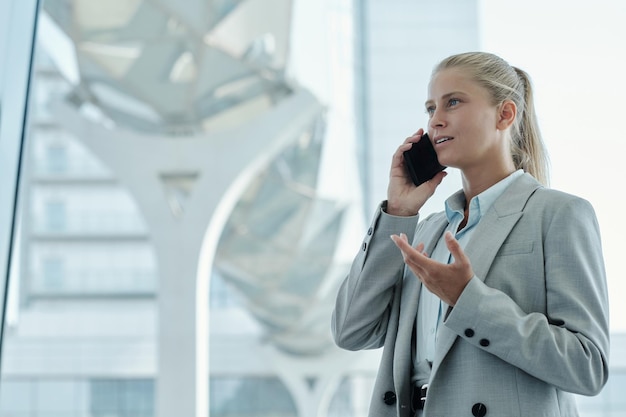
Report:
444,231,466,263
444,231,474,282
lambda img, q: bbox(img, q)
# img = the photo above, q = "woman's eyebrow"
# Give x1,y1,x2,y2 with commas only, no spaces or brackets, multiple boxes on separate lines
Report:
425,91,466,107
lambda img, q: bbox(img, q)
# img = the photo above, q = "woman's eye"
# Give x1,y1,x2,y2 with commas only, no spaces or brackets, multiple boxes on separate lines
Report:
426,106,435,116
448,98,460,107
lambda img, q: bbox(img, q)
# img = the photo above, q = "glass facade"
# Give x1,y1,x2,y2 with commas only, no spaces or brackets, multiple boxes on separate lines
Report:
1,1,624,416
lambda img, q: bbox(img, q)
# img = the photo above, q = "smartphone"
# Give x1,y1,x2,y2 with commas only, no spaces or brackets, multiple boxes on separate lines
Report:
403,133,446,186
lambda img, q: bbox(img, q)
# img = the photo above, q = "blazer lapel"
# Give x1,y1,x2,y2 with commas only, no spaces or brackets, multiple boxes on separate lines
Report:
431,174,543,375
464,174,542,282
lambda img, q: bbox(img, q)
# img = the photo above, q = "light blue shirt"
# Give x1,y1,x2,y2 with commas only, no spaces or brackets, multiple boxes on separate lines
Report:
412,170,524,385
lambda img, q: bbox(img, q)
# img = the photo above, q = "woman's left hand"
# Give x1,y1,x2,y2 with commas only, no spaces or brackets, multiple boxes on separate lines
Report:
390,231,474,306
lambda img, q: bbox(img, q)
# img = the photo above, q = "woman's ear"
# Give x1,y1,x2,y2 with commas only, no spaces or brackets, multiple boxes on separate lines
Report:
496,100,517,130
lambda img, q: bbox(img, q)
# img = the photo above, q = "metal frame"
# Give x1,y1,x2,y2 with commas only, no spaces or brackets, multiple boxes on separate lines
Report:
0,0,40,365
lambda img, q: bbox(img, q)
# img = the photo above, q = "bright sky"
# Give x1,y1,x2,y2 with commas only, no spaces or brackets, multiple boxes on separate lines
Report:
480,0,626,332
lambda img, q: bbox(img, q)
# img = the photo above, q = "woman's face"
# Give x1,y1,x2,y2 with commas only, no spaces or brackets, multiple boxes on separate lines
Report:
426,68,507,171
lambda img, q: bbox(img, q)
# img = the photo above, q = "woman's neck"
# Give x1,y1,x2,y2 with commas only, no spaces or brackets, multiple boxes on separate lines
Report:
461,161,516,202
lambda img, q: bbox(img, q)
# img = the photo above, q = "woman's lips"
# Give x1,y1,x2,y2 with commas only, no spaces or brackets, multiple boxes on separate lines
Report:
435,136,453,145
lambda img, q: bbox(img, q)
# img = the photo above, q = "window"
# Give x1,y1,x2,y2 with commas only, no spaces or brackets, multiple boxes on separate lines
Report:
210,377,297,417
45,143,67,174
41,257,64,291
44,200,66,232
90,379,154,417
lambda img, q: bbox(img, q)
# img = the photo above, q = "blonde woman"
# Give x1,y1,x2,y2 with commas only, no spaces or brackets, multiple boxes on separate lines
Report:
332,52,609,417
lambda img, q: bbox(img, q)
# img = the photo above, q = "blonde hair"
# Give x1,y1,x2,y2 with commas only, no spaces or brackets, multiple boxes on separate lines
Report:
433,52,550,186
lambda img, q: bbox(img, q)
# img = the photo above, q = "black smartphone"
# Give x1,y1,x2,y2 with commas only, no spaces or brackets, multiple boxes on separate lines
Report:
403,133,446,186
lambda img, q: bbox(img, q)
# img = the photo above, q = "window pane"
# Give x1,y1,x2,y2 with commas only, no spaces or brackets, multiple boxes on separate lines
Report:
210,377,297,417
0,380,33,415
2,1,623,417
90,379,154,417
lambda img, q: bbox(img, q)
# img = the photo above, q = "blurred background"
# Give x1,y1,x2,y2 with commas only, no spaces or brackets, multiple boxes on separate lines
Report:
0,0,623,416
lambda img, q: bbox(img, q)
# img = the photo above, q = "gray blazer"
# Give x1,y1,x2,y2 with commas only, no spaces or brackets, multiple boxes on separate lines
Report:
332,173,609,417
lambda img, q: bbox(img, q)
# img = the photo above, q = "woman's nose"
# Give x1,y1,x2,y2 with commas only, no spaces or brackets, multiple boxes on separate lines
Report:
428,110,446,129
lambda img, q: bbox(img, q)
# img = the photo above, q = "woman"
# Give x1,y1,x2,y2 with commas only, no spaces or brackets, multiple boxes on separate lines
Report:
331,52,609,417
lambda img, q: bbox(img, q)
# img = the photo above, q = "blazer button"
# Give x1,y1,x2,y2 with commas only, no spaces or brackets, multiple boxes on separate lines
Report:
383,391,396,405
464,328,475,337
472,402,487,417
362,242,367,251
479,339,490,347
367,227,373,235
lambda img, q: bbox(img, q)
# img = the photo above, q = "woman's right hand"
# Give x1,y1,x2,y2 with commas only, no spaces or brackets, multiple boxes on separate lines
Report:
386,129,447,216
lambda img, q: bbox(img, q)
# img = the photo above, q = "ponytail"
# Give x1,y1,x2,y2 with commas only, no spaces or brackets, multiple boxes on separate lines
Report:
511,67,550,186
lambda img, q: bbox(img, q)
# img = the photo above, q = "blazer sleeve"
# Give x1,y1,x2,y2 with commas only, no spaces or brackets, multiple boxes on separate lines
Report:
331,202,419,351
444,196,610,396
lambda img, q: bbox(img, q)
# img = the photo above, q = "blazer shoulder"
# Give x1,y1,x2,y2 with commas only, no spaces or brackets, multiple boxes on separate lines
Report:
522,185,600,234
530,186,595,211
498,173,594,214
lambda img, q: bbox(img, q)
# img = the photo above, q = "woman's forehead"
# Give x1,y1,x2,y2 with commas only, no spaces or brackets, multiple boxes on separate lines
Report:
427,68,482,101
